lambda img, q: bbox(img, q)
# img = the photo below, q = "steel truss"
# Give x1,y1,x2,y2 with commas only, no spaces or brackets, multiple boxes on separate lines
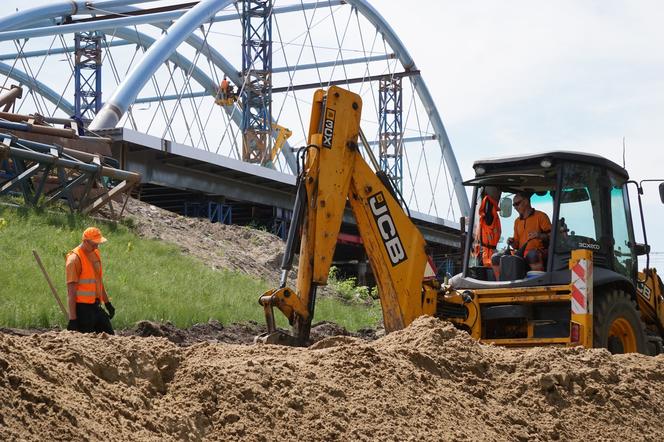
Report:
0,133,140,216
0,0,471,220
241,0,273,165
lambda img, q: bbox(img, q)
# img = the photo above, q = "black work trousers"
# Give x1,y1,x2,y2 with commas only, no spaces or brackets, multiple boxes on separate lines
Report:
76,302,114,335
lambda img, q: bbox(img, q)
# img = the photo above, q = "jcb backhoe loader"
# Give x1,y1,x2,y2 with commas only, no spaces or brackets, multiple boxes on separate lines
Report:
257,85,664,355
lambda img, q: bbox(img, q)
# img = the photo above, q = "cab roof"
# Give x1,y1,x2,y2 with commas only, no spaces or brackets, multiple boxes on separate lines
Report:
471,151,629,180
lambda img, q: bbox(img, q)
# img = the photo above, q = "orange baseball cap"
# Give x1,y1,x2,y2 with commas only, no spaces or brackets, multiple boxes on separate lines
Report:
82,227,108,244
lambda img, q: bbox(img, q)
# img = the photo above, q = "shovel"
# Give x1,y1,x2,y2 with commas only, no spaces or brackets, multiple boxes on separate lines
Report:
33,250,68,320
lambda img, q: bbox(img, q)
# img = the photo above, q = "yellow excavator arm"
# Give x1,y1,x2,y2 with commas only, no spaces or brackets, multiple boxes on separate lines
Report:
270,123,293,163
258,86,438,346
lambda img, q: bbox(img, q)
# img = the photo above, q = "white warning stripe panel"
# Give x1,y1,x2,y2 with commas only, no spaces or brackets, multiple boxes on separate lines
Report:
571,259,589,314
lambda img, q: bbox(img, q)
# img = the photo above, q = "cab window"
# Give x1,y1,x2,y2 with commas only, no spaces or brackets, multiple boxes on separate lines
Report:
556,163,603,253
468,188,554,268
609,175,634,278
496,192,554,253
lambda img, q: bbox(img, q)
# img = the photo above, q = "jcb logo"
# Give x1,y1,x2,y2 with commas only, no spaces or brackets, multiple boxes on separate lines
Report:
637,281,652,301
322,108,335,148
369,192,407,266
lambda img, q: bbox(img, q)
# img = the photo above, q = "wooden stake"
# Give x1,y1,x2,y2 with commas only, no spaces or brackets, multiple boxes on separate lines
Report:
33,250,68,320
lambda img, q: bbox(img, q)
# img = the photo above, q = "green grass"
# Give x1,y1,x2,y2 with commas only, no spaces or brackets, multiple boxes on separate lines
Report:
0,201,381,331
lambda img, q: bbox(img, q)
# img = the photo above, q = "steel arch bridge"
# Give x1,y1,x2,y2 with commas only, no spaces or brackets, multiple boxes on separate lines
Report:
0,0,470,222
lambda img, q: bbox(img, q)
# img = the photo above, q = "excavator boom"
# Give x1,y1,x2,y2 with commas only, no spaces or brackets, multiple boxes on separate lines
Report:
258,86,437,345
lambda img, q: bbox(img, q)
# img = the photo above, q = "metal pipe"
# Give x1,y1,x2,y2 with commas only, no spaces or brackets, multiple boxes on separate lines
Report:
0,9,187,42
272,70,419,93
1,1,342,36
8,145,139,182
89,0,234,131
14,137,97,161
0,111,38,123
0,111,87,129
9,146,102,174
0,40,132,61
0,119,76,139
0,0,160,31
366,135,437,146
0,86,22,108
271,53,395,74
133,90,209,104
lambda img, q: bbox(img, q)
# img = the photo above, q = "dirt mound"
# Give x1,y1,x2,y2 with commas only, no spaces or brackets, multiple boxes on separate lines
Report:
120,319,371,347
2,316,663,441
105,198,286,283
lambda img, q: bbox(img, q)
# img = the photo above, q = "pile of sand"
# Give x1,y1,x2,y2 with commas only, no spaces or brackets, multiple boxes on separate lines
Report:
2,316,663,441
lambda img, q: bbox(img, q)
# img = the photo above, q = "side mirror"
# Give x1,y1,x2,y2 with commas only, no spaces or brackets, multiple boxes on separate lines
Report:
499,197,512,218
634,243,650,256
459,216,466,234
659,182,664,204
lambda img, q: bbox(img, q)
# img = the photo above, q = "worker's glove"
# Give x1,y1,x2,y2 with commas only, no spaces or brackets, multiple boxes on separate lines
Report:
105,302,115,319
67,319,78,331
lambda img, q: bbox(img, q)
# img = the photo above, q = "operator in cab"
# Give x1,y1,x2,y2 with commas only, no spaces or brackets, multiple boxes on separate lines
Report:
507,191,551,271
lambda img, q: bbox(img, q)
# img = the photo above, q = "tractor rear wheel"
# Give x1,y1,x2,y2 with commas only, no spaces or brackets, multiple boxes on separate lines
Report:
593,289,647,354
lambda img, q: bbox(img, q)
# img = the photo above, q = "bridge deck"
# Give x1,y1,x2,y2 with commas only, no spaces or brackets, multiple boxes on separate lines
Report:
99,127,461,254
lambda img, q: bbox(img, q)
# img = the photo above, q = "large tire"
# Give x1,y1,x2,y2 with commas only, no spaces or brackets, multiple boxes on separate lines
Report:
593,289,648,354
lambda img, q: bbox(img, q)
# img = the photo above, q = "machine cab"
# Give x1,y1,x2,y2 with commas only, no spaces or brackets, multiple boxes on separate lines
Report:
456,151,640,288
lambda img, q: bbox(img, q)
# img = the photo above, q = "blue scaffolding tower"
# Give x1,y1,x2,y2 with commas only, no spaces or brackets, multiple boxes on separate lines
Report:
378,76,403,192
241,0,273,165
74,31,103,124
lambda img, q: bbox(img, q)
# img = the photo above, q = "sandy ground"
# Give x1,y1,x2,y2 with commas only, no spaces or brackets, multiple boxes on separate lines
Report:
4,199,663,440
1,316,664,441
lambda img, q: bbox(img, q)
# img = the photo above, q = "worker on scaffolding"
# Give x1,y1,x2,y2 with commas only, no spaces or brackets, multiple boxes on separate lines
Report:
216,76,237,105
220,76,229,100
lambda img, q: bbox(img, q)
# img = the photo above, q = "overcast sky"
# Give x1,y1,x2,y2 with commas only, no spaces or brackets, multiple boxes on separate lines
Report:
376,0,664,261
2,0,664,260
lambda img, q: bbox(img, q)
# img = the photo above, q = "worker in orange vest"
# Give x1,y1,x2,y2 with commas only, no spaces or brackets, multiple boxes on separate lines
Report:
65,227,115,334
507,191,551,271
472,186,502,268
220,76,229,100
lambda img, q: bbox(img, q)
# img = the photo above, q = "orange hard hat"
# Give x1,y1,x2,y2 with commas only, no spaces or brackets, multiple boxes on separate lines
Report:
82,227,107,244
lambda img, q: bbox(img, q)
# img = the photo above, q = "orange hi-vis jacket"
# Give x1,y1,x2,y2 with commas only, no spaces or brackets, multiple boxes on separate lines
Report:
513,209,551,256
478,195,501,266
67,246,102,304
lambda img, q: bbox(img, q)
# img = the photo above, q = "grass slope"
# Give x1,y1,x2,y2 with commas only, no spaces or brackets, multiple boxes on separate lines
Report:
0,202,381,331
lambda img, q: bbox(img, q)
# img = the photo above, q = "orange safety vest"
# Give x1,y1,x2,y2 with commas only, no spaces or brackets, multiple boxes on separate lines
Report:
67,246,102,304
478,195,501,266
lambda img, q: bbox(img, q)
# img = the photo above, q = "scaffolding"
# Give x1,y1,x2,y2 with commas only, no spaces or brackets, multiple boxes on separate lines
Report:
378,76,404,192
74,31,103,124
241,0,273,165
